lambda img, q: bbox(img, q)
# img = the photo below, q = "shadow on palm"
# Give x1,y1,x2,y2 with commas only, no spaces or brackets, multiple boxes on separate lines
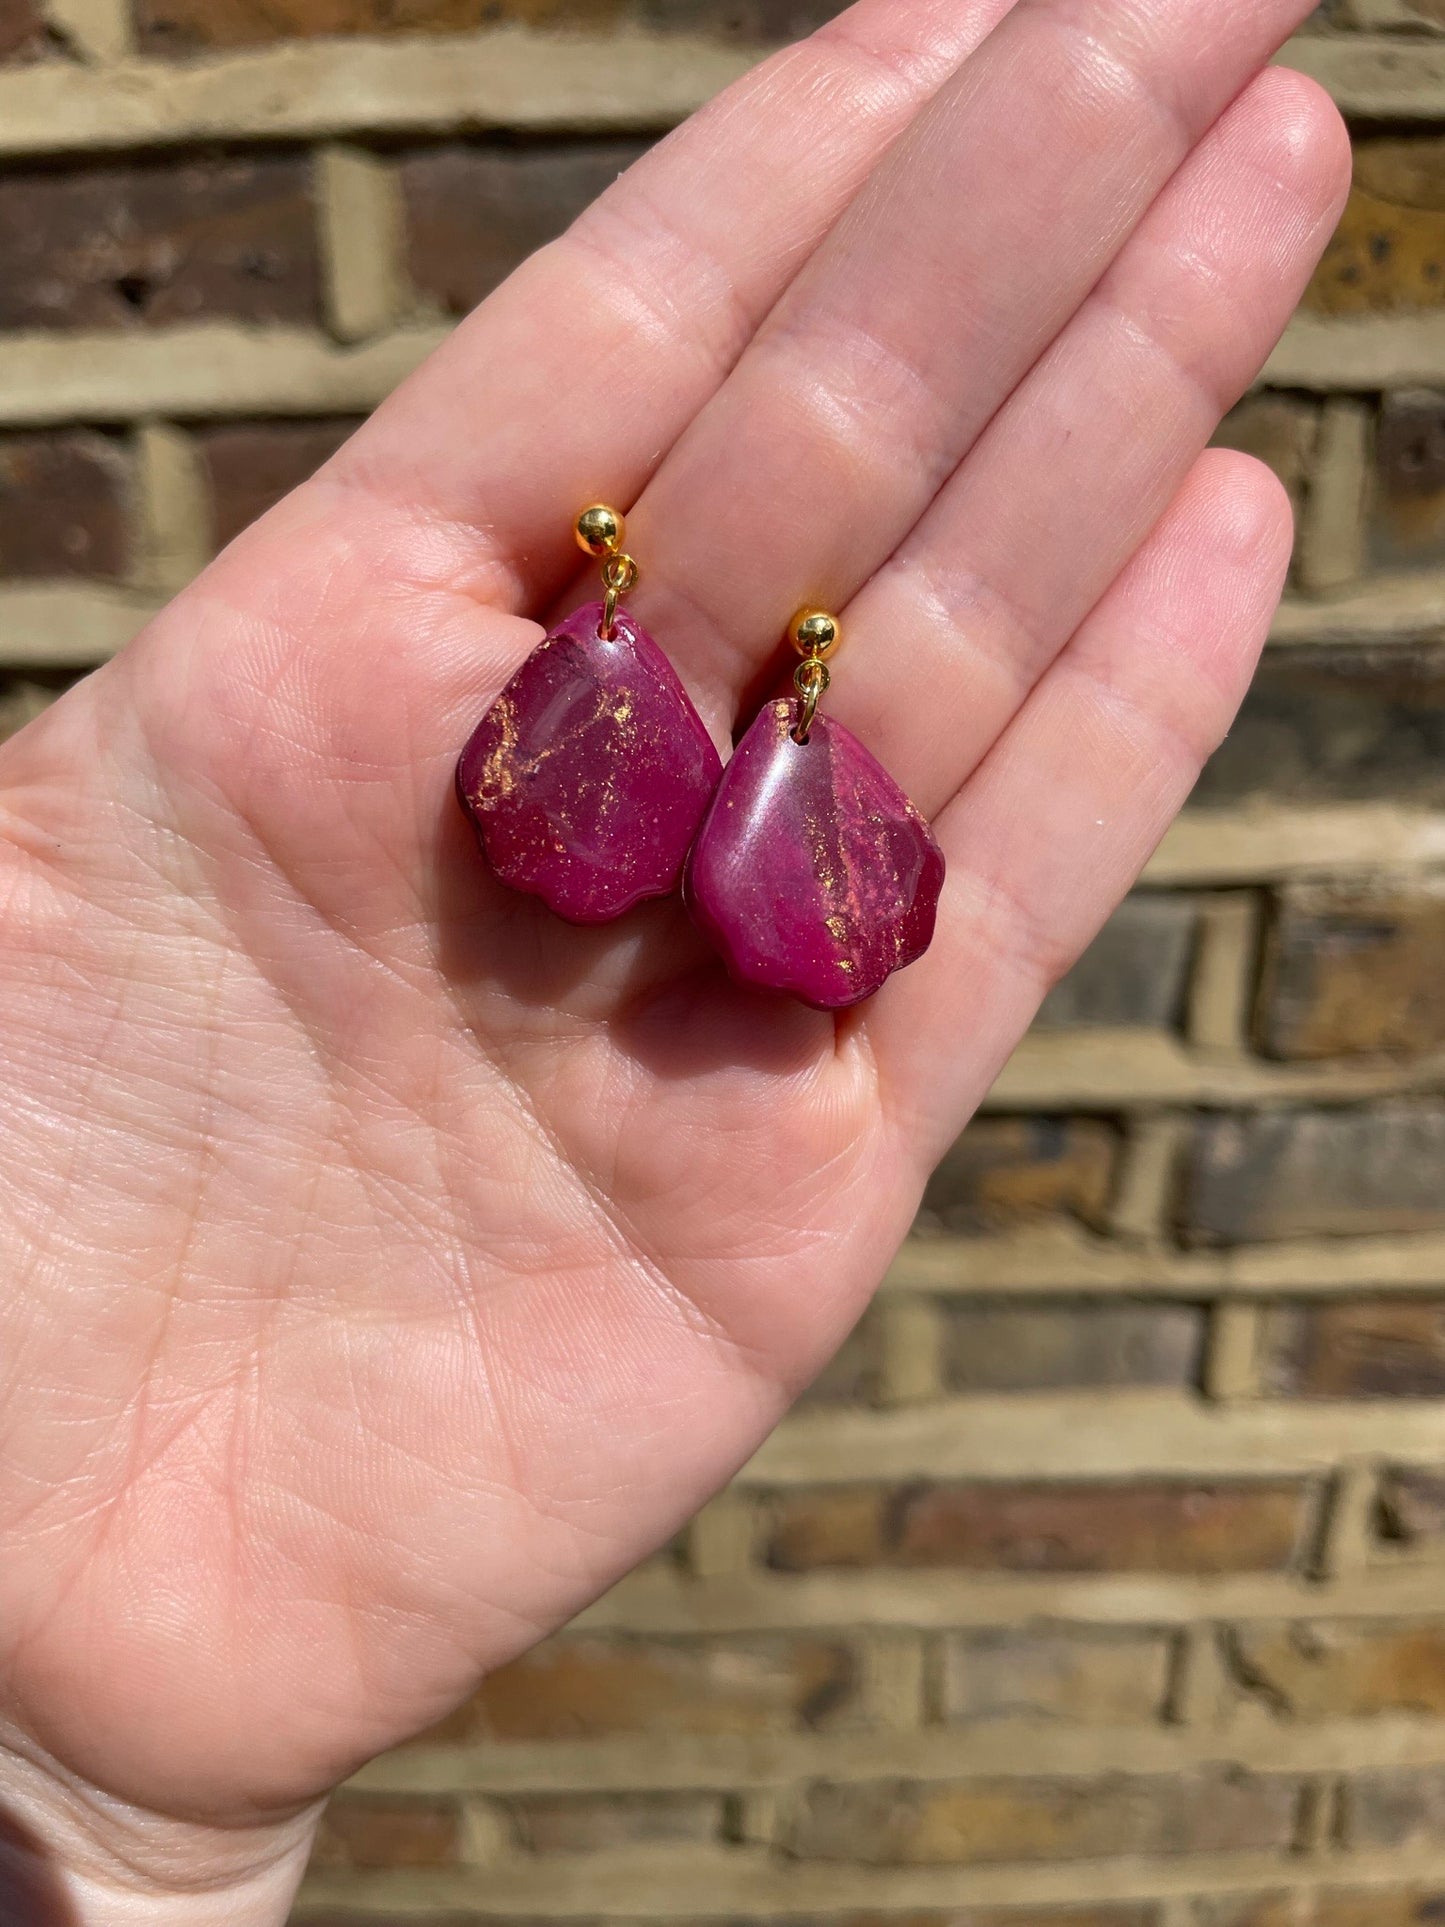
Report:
430,780,848,1090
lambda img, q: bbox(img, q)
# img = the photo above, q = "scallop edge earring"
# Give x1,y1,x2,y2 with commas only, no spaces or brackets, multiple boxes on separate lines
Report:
684,608,945,1010
456,505,723,926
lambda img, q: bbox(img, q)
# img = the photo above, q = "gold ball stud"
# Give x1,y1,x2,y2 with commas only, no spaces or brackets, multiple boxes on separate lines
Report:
576,503,625,558
789,608,842,662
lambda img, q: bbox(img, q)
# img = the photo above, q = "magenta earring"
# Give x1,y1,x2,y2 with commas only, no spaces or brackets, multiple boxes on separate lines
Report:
456,505,722,925
686,609,944,1010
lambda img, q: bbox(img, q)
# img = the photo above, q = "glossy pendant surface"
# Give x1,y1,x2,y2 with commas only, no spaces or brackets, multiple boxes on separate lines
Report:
686,699,945,1010
457,602,722,925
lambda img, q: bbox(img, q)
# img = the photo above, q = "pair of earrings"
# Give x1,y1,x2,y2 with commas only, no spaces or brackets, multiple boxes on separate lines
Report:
456,505,944,1010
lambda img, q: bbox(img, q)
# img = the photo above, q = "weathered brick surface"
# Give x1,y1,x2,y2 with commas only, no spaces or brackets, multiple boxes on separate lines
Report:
311,1796,461,1869
936,1629,1175,1726
1372,392,1445,571
506,1791,724,1852
789,1771,1300,1866
750,1915,1159,1927
299,1918,600,1927
917,1119,1119,1238
0,432,130,580
1185,1105,1445,1245
300,1916,1157,1927
1223,1621,1445,1718
1307,138,1445,317
1035,898,1197,1032
195,419,361,551
481,1915,1161,1927
403,140,653,313
0,157,322,332
744,1914,1158,1927
765,1481,1314,1575
1377,1466,1445,1548
1262,1300,1445,1399
1259,883,1445,1061
137,0,843,50
139,0,582,47
942,1303,1204,1395
1195,652,1445,810
416,1636,859,1740
1342,1765,1445,1849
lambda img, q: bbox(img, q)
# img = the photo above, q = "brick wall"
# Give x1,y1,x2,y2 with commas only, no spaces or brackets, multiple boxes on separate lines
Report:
2,2,1445,1922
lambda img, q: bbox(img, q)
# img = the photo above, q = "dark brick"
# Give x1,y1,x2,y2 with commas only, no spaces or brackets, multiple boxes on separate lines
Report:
1197,1895,1445,1927
1372,392,1445,572
798,1311,881,1407
649,0,844,26
918,1119,1119,1238
1185,1105,1445,1246
1377,1467,1445,1548
1035,897,1197,1031
403,140,651,315
0,0,49,60
765,1480,1314,1575
790,1770,1300,1865
140,0,580,48
1194,650,1445,812
506,1791,723,1852
0,155,321,331
311,1795,460,1870
1260,883,1445,1061
0,680,63,744
416,1635,859,1741
138,0,843,51
942,1302,1204,1395
0,432,130,580
195,419,361,550
1263,1301,1445,1400
1306,138,1445,318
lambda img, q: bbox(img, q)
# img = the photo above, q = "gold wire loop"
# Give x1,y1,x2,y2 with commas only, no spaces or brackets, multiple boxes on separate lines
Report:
600,551,639,640
792,656,830,745
788,607,840,744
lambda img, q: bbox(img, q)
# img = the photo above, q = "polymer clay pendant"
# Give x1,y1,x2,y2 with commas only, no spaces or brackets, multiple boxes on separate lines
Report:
686,612,944,1011
456,507,722,925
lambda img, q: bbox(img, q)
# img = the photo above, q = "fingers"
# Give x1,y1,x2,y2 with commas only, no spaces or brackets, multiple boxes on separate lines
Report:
327,0,1011,609
616,0,1322,718
827,63,1352,816
867,448,1293,1158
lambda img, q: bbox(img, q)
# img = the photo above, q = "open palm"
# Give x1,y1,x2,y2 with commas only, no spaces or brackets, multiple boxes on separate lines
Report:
0,0,1349,1912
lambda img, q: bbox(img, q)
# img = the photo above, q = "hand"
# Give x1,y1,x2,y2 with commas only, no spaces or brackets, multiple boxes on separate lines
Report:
0,0,1348,1916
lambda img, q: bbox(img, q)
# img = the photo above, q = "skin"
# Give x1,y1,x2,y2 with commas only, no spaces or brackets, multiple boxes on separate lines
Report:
0,0,1351,1918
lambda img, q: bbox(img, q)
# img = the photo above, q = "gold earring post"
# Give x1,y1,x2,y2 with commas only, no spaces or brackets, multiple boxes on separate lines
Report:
788,608,842,744
575,504,638,641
